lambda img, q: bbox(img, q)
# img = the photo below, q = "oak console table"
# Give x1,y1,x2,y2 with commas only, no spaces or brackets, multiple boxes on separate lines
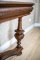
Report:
0,1,34,60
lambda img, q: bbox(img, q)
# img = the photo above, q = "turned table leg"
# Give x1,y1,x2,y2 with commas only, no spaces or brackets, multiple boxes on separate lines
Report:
14,17,24,55
0,17,24,60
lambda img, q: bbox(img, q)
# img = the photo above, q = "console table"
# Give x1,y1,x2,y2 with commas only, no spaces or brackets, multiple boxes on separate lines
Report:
0,1,34,60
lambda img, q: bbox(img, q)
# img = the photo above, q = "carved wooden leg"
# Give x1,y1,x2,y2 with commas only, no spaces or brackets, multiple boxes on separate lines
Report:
14,17,24,55
0,17,24,60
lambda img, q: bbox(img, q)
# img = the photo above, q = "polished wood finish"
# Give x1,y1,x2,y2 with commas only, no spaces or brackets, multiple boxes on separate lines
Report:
15,17,24,49
0,1,34,23
0,1,34,60
0,47,23,60
0,1,34,7
0,7,33,23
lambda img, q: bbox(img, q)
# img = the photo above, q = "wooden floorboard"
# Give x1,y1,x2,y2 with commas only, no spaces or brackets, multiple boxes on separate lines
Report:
5,27,40,60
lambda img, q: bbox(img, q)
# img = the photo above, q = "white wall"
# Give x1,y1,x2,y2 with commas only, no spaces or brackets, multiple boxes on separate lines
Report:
38,1,40,23
0,21,10,46
0,0,39,47
34,0,40,23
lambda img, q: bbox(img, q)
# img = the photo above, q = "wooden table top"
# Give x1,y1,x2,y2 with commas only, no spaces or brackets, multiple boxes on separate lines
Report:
0,1,34,23
0,1,34,7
